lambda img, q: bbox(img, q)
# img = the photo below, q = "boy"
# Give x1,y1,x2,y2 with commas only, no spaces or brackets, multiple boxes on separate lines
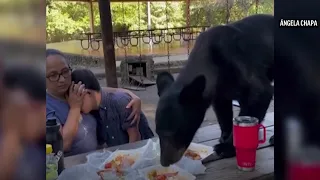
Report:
71,69,154,147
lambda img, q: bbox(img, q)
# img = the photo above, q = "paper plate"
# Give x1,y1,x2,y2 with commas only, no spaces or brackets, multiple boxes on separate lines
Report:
98,139,153,170
185,142,214,160
139,164,196,180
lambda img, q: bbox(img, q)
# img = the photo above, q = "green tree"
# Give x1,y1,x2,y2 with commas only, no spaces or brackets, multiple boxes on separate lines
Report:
46,0,273,43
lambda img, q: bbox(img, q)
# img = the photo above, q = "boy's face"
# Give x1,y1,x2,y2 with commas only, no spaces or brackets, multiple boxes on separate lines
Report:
81,90,97,114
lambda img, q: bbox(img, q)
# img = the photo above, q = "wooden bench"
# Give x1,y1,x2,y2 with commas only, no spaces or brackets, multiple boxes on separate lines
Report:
64,112,274,180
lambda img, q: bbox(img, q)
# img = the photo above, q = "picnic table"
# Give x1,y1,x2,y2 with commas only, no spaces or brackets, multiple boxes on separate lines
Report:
77,26,211,51
64,112,274,180
78,32,103,51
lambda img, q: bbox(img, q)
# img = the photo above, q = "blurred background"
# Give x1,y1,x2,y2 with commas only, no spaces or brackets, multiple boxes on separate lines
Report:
0,0,45,67
0,0,46,179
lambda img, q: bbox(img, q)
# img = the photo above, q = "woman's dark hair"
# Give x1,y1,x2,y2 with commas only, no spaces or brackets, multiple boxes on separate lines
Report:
46,49,70,65
46,49,66,58
71,69,101,92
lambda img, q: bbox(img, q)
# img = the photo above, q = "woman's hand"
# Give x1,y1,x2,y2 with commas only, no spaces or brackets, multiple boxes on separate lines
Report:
66,81,86,109
126,95,142,125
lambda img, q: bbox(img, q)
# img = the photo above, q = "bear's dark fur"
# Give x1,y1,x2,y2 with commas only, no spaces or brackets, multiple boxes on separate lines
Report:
155,14,274,166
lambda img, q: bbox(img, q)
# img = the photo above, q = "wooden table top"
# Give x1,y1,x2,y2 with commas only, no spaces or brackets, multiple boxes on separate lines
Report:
64,113,275,180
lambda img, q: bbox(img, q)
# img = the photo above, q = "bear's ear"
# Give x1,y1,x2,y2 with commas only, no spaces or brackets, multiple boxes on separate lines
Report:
179,75,206,104
156,71,175,97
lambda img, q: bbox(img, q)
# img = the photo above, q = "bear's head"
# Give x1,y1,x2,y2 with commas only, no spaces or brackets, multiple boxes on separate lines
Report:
155,71,210,166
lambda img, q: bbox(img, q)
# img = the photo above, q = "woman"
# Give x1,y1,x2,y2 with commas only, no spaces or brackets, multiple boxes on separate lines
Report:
46,49,143,156
71,69,154,147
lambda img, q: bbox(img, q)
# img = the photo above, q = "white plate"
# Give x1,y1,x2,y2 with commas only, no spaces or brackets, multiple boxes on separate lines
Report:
139,164,196,180
186,142,214,160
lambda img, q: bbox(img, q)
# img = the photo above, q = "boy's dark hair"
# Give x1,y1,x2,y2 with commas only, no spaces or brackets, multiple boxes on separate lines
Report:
71,69,101,91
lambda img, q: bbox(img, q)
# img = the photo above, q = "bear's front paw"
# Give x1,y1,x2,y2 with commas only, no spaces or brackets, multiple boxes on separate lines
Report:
269,135,274,146
219,132,231,143
214,143,236,158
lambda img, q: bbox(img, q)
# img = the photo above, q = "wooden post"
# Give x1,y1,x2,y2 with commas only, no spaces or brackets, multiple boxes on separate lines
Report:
88,1,95,33
98,0,118,88
147,1,151,29
186,0,190,27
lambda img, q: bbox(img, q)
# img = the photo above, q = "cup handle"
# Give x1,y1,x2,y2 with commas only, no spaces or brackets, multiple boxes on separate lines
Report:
259,124,266,144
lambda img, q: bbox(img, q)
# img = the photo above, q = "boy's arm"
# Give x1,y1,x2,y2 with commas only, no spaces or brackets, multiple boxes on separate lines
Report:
113,93,141,143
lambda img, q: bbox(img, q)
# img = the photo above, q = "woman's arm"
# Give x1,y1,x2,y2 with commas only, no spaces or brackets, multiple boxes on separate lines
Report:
102,87,139,99
61,108,81,151
127,127,141,143
62,82,86,151
46,107,81,151
113,93,142,143
47,82,85,151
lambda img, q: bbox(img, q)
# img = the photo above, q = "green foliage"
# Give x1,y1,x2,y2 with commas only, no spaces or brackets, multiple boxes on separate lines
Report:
150,2,184,29
46,0,273,43
46,2,90,42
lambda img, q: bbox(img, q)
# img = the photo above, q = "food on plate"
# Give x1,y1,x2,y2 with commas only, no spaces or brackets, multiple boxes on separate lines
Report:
96,154,135,178
105,154,135,169
184,149,201,160
147,170,179,180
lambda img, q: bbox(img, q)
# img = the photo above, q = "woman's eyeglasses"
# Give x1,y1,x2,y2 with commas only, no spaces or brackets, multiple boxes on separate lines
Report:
46,68,72,82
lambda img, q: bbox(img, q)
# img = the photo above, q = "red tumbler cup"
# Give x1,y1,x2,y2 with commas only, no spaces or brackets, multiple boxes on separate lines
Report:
287,146,320,180
233,116,266,171
288,162,320,180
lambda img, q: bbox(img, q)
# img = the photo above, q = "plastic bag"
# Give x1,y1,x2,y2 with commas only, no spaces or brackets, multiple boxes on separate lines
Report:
98,169,144,180
86,150,113,169
175,157,206,175
57,164,100,180
98,139,158,179
59,138,209,180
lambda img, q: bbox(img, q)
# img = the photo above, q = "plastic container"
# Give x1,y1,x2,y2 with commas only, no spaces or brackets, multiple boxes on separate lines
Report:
46,116,64,174
46,144,58,180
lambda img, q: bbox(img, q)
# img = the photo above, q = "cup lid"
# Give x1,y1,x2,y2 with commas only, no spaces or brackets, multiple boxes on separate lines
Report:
46,144,53,154
46,117,57,126
233,116,259,126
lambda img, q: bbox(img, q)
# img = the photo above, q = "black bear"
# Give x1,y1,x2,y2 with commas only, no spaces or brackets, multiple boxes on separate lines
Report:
155,14,274,166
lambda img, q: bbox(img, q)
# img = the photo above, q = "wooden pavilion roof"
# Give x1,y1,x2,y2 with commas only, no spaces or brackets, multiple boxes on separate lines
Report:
54,0,188,2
